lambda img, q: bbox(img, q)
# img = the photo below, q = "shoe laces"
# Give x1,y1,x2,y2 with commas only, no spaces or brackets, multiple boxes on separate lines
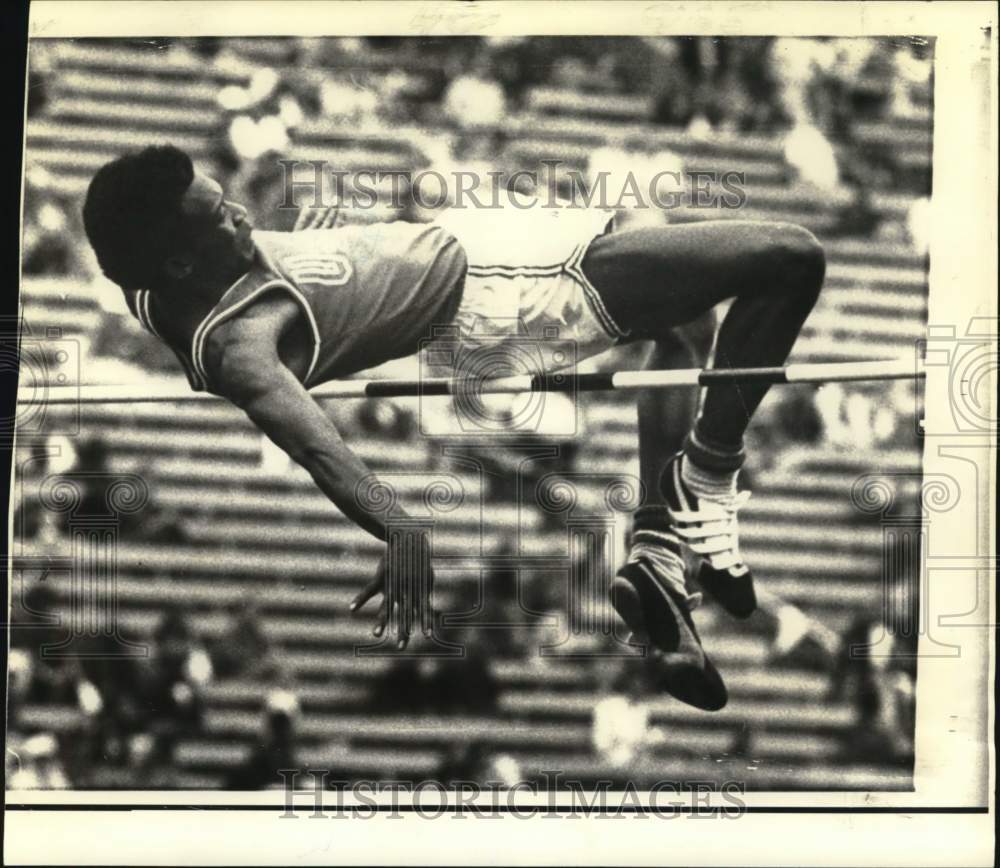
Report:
669,489,751,572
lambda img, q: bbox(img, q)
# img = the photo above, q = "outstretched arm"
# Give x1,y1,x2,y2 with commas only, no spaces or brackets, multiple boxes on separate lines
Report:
225,357,392,541
205,296,430,646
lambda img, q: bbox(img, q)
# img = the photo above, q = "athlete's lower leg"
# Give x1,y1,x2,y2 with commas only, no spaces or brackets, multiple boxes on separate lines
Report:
629,315,716,601
585,220,825,624
637,315,716,492
686,227,825,471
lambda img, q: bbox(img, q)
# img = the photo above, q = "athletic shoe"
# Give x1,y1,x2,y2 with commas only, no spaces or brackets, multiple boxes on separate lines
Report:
611,557,728,711
659,453,757,619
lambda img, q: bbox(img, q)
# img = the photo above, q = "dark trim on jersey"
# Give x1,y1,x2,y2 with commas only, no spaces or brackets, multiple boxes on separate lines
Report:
564,242,629,340
126,288,206,391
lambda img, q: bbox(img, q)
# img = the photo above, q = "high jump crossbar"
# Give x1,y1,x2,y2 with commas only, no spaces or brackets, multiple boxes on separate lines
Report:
17,358,925,407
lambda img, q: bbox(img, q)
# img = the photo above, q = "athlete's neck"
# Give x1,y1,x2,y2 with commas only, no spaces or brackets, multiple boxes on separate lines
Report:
172,257,254,308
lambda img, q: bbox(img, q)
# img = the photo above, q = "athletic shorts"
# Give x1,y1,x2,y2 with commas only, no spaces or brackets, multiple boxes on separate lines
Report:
428,201,629,374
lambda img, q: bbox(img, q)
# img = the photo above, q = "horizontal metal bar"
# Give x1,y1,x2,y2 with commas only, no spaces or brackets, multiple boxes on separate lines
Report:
16,358,925,407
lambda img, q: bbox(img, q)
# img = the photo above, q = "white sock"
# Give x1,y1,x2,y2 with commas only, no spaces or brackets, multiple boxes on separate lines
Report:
681,452,739,502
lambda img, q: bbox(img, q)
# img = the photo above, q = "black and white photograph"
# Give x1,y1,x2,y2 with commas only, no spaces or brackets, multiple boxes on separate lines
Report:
3,1,996,865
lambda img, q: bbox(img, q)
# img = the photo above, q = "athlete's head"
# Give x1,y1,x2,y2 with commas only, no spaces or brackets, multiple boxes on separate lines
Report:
83,144,254,295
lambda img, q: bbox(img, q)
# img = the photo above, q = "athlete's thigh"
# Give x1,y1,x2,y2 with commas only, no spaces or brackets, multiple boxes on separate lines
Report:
580,220,792,336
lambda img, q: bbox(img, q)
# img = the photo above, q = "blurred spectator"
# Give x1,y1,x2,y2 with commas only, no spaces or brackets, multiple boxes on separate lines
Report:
438,739,491,784
438,739,523,786
890,40,932,120
645,37,785,133
369,656,425,713
443,53,507,130
208,64,310,231
429,390,579,512
73,437,114,515
70,631,147,768
783,118,841,195
145,606,213,727
772,37,834,128
906,195,931,257
27,41,58,117
591,655,665,780
828,615,916,762
14,439,66,544
760,585,841,671
588,134,685,228
477,550,525,659
7,649,35,722
219,68,293,158
369,628,499,716
67,437,188,544
227,689,300,789
10,584,81,705
127,732,183,789
728,37,784,132
211,598,284,682
815,384,902,450
827,181,883,239
645,37,698,128
6,733,71,789
762,385,824,446
22,167,82,276
182,37,223,62
428,631,501,715
318,74,379,125
487,37,540,108
442,545,525,659
357,398,417,441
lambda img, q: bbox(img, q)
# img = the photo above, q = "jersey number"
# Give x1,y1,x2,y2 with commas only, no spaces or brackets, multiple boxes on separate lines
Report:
284,253,353,287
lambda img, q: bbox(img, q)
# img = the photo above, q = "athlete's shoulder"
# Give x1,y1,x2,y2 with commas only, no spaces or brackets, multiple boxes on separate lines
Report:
201,291,302,399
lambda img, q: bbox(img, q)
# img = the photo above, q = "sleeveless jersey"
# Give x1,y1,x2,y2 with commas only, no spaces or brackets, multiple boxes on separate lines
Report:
126,222,467,393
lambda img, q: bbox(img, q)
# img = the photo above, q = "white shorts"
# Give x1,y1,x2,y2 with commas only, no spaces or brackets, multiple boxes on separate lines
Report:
429,201,627,375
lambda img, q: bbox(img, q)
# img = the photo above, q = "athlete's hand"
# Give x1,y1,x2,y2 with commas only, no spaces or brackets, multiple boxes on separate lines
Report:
293,204,341,232
349,541,434,650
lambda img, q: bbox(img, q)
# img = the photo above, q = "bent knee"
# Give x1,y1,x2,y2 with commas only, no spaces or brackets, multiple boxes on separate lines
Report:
770,223,826,299
676,309,718,361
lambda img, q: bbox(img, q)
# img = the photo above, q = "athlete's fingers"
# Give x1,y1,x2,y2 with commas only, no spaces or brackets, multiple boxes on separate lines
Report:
372,598,388,638
382,597,400,648
384,585,410,650
395,600,410,651
350,573,384,613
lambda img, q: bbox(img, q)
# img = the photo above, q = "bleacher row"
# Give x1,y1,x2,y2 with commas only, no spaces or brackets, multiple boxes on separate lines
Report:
15,39,926,790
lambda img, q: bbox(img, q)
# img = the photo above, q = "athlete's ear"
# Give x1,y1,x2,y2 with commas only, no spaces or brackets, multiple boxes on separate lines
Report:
163,255,193,281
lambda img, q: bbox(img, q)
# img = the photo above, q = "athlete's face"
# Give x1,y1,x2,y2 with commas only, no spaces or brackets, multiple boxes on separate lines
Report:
170,171,255,286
